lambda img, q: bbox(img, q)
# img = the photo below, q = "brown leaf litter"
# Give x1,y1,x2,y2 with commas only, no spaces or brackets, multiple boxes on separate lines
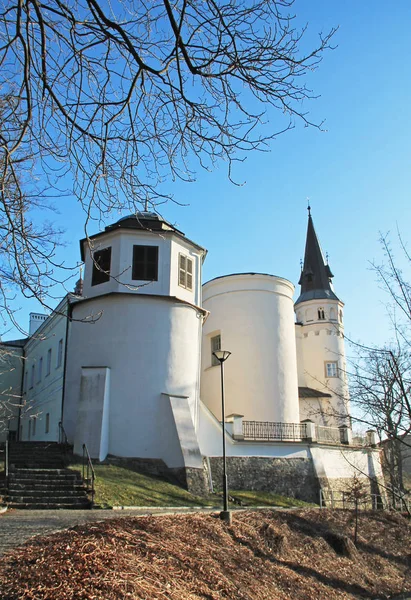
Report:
0,509,410,599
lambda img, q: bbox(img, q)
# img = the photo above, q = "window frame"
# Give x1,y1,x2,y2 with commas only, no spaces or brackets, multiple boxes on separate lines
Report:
132,245,159,282
37,357,43,383
178,253,193,291
30,364,35,389
45,413,50,434
91,247,112,286
325,361,338,378
211,334,221,367
57,339,63,368
46,348,52,377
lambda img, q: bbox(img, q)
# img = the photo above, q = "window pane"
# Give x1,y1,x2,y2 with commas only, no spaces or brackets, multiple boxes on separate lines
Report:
92,247,111,286
211,335,221,366
132,245,158,281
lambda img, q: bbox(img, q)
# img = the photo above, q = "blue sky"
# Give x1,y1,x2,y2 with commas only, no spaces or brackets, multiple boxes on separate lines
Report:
7,0,411,349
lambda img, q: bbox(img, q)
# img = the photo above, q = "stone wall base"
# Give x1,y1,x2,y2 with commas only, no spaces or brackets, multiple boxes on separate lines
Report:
208,456,319,503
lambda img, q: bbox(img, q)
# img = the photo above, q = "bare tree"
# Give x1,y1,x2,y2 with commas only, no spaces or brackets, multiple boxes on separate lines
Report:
349,345,411,493
0,0,335,229
0,93,66,333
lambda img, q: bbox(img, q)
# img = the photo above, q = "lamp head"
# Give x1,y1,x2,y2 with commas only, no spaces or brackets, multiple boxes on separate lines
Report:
213,350,231,363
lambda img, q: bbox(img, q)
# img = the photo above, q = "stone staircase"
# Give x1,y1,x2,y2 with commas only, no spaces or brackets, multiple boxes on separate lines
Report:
5,442,91,509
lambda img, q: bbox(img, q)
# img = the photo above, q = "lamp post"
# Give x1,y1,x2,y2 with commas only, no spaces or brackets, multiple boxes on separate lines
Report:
213,349,231,523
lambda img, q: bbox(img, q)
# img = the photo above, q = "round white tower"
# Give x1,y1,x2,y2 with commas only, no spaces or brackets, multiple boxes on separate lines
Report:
201,273,300,423
294,209,350,427
63,212,207,477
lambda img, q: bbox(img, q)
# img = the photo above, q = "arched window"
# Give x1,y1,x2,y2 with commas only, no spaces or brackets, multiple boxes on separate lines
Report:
318,308,325,320
339,309,343,323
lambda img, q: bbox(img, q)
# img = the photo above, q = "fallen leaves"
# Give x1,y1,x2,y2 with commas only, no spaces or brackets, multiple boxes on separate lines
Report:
0,509,410,599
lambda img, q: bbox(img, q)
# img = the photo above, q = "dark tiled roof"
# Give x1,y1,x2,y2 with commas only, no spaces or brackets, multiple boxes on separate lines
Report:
298,386,332,398
0,338,27,348
295,214,340,306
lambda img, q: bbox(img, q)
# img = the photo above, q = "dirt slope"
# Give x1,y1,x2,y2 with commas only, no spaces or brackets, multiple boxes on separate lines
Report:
0,509,410,599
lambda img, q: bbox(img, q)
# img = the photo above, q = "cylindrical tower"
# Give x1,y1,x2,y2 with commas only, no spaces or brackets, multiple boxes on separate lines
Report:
201,273,300,423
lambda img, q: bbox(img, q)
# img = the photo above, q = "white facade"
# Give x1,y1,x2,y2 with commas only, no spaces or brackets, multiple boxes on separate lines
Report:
0,342,24,443
295,297,350,426
20,298,68,442
0,211,375,498
81,227,204,307
201,273,300,423
64,293,204,466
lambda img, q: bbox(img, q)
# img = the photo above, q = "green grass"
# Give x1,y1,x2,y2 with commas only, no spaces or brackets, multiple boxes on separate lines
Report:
69,463,214,508
229,490,315,508
68,462,315,509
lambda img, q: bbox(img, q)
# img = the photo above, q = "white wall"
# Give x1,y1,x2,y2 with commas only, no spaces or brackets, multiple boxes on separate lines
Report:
198,401,309,458
21,298,68,442
295,298,350,427
0,344,24,443
81,229,204,306
64,293,203,466
309,445,384,482
201,274,300,423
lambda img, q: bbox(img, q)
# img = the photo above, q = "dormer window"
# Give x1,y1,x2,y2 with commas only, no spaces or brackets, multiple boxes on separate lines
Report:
132,245,158,281
91,247,111,286
318,308,325,320
178,253,193,290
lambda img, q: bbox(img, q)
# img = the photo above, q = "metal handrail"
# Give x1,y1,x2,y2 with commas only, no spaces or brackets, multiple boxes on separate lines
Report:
5,439,9,482
58,421,68,444
82,443,95,508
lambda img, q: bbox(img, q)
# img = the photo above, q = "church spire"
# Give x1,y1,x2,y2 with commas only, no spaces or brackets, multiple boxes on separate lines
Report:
295,209,340,305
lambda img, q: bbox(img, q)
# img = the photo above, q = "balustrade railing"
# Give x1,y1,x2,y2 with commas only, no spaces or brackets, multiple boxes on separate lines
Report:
316,425,342,444
242,421,308,442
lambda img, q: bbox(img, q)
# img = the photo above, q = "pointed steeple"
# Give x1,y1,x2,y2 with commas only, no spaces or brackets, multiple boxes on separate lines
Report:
295,208,340,305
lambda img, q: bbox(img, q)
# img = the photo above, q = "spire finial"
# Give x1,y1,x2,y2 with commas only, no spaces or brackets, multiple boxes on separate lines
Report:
306,197,311,217
326,252,329,265
300,258,303,271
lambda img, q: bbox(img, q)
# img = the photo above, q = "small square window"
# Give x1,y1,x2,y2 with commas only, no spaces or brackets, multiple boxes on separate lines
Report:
211,334,221,366
179,254,193,291
91,247,111,286
132,245,158,281
325,361,338,378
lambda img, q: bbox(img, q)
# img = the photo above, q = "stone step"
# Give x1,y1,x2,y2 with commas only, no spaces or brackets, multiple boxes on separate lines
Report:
8,482,85,491
9,469,81,483
7,489,88,498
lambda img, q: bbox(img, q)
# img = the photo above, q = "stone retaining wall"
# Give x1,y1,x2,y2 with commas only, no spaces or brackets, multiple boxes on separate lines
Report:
208,456,319,503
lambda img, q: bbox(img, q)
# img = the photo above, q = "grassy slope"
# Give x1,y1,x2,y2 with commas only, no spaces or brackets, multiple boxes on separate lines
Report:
68,463,314,509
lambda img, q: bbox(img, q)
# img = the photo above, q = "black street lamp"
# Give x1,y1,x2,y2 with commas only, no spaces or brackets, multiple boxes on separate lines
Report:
213,349,231,523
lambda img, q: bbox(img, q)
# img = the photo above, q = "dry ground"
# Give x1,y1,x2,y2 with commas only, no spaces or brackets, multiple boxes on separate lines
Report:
0,509,410,599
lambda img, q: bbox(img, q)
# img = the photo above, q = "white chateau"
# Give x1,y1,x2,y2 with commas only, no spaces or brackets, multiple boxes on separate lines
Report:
0,210,382,500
